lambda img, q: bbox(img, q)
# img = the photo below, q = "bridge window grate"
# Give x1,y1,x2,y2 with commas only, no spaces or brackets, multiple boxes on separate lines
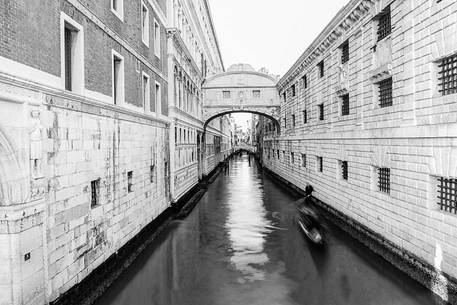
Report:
341,161,348,180
341,41,349,64
437,177,457,214
438,54,457,96
341,94,350,115
378,168,390,194
378,77,393,108
377,6,391,42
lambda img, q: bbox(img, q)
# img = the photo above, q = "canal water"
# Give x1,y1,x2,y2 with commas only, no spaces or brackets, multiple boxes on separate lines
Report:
95,154,442,305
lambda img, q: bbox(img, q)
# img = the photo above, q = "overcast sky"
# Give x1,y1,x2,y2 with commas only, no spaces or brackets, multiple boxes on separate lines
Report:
210,0,350,77
209,0,350,129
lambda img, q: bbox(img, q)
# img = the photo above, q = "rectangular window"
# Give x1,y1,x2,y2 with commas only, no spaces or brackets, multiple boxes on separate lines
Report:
62,19,83,93
377,6,391,41
378,167,390,194
318,104,324,121
318,60,324,78
341,94,350,116
127,171,133,193
252,90,261,98
277,150,280,159
437,177,457,214
112,52,124,105
378,77,393,108
150,165,155,183
303,110,307,124
291,152,295,164
90,179,100,208
341,40,349,64
142,73,150,112
154,20,161,57
284,117,287,128
283,92,287,103
111,0,124,20
155,82,161,114
317,156,323,173
141,2,149,46
341,161,348,180
302,154,306,167
291,84,296,97
292,114,296,127
438,54,457,96
223,91,231,99
302,75,308,89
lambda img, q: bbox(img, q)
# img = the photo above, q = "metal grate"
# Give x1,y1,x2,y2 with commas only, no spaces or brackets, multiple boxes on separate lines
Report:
341,161,348,180
150,165,155,183
303,110,307,124
319,104,324,120
127,171,133,193
377,6,391,41
378,168,390,194
437,177,457,214
378,77,393,108
292,114,296,127
302,75,308,88
91,179,100,208
291,84,296,97
438,54,457,96
341,94,350,115
318,61,325,78
302,154,306,167
291,152,295,164
341,41,349,64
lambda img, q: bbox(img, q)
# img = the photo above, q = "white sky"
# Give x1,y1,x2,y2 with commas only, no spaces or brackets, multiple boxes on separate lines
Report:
209,0,350,128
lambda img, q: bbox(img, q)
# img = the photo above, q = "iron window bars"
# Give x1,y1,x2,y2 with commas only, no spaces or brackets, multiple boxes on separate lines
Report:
302,154,307,167
341,161,348,180
378,77,393,108
341,41,349,64
438,54,457,96
341,94,350,115
303,110,307,124
378,167,390,194
317,157,323,172
319,104,324,120
291,84,296,97
437,177,457,214
318,61,325,78
377,6,391,42
91,179,100,207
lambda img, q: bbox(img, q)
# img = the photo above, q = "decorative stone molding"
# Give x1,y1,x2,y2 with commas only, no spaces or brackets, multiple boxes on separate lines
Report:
428,147,457,178
369,36,393,82
335,64,350,95
370,146,392,168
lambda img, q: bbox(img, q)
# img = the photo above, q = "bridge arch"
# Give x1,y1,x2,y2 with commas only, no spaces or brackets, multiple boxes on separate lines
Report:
202,64,281,130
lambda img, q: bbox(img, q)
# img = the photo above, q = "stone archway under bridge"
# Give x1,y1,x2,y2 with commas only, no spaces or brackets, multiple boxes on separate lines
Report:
199,64,281,176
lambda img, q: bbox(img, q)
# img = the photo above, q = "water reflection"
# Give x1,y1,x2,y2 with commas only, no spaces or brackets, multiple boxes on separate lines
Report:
225,157,271,282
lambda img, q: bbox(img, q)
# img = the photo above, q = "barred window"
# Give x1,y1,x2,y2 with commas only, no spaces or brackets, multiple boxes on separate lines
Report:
377,6,391,41
438,54,457,96
127,171,133,193
341,161,348,180
302,154,307,168
302,75,308,88
291,152,295,164
292,114,296,127
318,61,325,78
437,177,457,214
341,94,350,116
303,110,308,124
222,91,231,99
284,117,287,128
150,165,155,183
90,179,100,208
277,150,280,159
378,168,390,194
291,84,296,97
283,92,287,102
319,104,324,120
341,41,349,64
252,90,261,98
317,157,323,173
378,77,393,108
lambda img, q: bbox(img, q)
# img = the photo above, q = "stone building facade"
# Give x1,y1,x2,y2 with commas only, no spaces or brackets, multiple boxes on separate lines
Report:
0,0,172,304
261,0,457,300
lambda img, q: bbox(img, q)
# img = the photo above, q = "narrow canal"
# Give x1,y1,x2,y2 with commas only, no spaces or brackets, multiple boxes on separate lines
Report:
95,154,442,305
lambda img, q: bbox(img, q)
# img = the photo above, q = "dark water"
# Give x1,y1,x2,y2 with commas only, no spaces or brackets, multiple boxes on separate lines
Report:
95,155,443,305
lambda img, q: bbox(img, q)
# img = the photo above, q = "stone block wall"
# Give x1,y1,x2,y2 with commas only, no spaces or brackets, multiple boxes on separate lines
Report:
263,0,457,299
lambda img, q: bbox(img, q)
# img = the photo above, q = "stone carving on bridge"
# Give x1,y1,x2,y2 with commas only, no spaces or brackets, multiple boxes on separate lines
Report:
202,65,281,127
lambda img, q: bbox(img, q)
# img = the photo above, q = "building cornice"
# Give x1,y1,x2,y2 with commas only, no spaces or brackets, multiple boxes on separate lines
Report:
202,0,225,71
167,28,203,81
278,0,375,91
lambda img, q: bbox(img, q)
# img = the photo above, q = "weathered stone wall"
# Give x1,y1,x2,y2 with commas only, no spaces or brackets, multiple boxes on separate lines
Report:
263,0,457,299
